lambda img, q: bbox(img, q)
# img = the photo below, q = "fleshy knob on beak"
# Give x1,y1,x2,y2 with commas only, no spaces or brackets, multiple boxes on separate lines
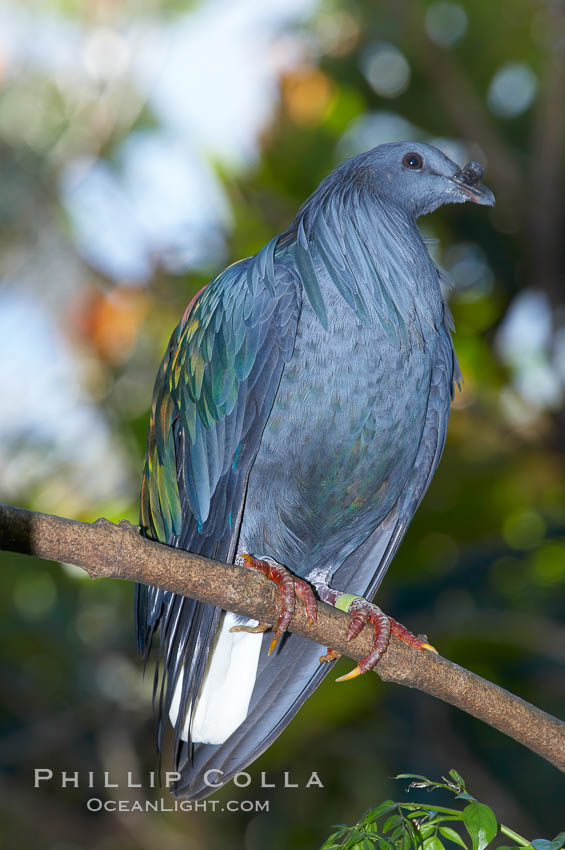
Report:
458,161,484,187
452,160,495,206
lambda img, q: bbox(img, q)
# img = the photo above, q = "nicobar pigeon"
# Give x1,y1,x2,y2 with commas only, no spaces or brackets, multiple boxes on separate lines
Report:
136,142,494,799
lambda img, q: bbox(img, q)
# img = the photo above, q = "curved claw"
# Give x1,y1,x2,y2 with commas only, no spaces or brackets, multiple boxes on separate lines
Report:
388,618,438,653
332,592,443,682
295,577,317,626
335,665,362,682
336,641,438,682
420,642,439,654
237,553,318,654
230,622,269,634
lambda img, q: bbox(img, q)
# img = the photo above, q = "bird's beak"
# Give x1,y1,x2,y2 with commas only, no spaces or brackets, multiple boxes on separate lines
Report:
451,161,495,207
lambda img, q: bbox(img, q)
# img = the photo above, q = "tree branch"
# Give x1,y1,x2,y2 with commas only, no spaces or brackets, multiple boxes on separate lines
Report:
1,503,563,772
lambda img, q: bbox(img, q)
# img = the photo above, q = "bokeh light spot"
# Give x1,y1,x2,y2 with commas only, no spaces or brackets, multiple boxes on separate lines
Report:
487,63,537,118
68,287,150,364
83,27,130,83
282,66,335,126
315,11,360,57
425,2,468,47
338,111,418,158
531,542,565,586
503,509,546,550
361,43,411,98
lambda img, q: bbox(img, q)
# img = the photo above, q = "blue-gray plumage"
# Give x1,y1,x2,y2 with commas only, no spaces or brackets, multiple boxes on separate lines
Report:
136,142,494,799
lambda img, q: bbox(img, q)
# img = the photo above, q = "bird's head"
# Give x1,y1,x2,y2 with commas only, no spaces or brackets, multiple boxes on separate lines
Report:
358,141,495,218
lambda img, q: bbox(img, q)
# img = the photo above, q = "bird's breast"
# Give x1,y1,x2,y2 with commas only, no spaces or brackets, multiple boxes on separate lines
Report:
239,286,439,577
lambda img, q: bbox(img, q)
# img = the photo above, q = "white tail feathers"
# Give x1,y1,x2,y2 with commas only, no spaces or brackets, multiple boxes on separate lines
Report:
169,611,263,745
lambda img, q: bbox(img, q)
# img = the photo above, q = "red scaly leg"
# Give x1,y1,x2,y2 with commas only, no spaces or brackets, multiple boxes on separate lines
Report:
314,586,437,681
232,554,317,655
336,598,437,682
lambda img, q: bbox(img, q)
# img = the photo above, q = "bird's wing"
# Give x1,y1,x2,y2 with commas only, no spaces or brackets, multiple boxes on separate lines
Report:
136,238,301,755
174,315,458,800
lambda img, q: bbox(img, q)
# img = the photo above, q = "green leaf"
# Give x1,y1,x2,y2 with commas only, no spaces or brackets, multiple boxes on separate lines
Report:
419,825,437,839
394,774,432,781
455,793,477,803
364,802,397,823
439,826,469,849
426,817,462,829
383,815,403,833
448,770,466,788
346,829,366,842
423,836,446,850
463,803,498,850
319,827,350,849
394,774,438,790
320,829,346,848
402,831,415,850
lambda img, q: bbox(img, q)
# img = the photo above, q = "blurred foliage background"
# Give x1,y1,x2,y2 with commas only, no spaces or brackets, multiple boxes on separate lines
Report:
0,0,564,848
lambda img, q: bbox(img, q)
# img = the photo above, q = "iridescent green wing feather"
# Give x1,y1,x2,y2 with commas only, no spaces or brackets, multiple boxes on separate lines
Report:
136,239,301,754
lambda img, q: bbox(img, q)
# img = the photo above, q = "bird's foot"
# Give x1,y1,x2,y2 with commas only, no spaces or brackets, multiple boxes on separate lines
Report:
319,590,437,681
334,596,391,681
229,621,270,635
232,553,317,654
319,648,341,664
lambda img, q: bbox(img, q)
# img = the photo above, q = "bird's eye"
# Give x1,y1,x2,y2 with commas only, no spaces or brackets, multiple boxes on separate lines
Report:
402,152,423,170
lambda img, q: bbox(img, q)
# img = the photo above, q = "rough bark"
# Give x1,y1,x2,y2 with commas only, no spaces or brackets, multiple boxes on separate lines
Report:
1,503,563,772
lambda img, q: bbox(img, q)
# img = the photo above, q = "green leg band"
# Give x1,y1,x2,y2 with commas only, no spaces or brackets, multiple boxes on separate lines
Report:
335,593,361,613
